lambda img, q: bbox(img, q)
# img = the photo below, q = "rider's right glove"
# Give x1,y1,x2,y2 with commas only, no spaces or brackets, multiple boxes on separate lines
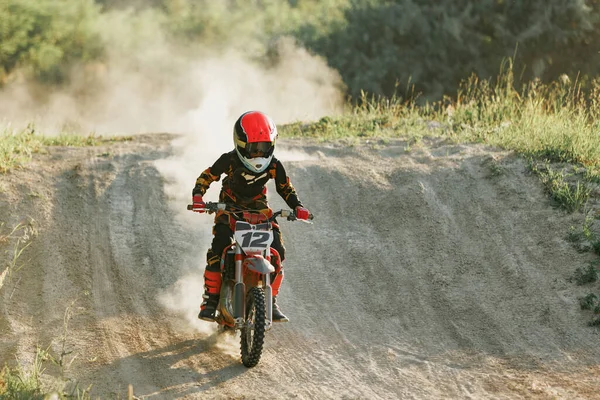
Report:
192,195,206,213
295,206,310,220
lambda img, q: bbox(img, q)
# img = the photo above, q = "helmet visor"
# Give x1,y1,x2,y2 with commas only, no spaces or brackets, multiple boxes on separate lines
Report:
243,141,274,158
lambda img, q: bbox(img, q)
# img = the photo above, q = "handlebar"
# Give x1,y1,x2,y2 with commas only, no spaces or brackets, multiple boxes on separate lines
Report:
186,202,314,222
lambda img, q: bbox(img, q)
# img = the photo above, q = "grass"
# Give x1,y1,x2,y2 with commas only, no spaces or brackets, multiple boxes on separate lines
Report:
280,60,600,175
283,72,600,211
572,263,600,327
0,220,36,292
578,291,600,327
0,347,92,400
566,214,598,247
281,64,600,214
571,263,599,286
487,159,505,177
0,124,132,173
0,348,46,400
579,293,598,310
280,59,600,231
0,222,49,399
0,221,92,399
0,284,92,399
528,162,591,213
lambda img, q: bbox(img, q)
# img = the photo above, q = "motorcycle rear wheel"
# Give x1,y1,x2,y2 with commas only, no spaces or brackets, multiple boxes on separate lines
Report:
240,286,266,367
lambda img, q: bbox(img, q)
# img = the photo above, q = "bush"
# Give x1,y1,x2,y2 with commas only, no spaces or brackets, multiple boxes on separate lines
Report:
0,0,103,84
1,0,599,100
296,0,600,100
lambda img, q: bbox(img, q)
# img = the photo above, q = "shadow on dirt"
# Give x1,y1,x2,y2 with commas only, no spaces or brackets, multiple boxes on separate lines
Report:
82,336,247,399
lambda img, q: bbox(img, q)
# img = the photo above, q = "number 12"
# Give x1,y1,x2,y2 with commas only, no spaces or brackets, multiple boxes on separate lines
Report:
241,231,270,248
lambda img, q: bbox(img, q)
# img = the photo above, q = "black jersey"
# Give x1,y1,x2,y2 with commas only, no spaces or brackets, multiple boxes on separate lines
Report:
193,151,303,209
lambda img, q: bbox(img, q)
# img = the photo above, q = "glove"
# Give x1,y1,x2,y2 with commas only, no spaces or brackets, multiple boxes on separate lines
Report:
192,195,206,213
295,206,310,220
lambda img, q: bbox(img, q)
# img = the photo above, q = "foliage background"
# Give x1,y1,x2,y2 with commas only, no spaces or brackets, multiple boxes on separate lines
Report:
1,0,598,101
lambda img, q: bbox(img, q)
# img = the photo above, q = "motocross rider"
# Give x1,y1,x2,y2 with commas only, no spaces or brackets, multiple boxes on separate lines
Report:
192,110,311,322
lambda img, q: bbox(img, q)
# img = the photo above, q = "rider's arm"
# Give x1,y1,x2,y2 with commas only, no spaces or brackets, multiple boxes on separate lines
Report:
192,153,230,196
273,159,303,209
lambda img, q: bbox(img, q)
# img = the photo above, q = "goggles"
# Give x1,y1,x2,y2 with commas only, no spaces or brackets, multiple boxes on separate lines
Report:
237,140,274,158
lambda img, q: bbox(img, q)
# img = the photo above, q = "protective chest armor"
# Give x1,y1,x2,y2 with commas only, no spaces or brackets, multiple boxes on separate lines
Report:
224,156,272,200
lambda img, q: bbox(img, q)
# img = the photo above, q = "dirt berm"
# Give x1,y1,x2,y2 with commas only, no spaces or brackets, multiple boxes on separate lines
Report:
1,134,599,399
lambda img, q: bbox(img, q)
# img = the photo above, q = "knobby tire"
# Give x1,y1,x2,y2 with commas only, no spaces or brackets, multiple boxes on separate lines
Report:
240,287,266,367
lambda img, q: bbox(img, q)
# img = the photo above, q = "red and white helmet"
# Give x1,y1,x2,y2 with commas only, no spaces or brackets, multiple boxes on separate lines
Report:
233,111,278,173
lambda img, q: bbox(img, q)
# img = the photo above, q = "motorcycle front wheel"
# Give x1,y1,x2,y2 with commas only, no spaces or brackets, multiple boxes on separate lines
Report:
240,286,266,367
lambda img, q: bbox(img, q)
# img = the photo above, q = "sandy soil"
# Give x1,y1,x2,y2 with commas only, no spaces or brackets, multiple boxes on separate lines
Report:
1,134,600,399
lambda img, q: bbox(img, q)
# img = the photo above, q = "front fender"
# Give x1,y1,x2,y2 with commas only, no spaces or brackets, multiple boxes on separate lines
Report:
244,256,275,274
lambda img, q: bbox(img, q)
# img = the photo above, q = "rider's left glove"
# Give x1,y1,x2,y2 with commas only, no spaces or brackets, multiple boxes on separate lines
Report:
295,206,310,220
192,195,206,213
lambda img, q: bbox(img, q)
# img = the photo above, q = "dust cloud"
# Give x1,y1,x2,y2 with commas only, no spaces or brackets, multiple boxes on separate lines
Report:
153,40,335,335
116,38,340,336
0,9,343,338
0,39,343,136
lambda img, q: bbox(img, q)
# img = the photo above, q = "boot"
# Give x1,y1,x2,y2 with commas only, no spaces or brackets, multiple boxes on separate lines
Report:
198,293,219,321
272,296,289,322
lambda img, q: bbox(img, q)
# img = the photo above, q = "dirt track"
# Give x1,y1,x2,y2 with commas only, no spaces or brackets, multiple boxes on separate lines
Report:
1,134,600,399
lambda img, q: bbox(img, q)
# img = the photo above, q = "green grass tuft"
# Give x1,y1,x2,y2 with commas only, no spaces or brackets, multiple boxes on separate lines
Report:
588,317,600,327
0,349,45,400
529,164,590,213
0,346,92,399
571,264,599,286
593,241,600,255
579,293,598,310
0,125,131,173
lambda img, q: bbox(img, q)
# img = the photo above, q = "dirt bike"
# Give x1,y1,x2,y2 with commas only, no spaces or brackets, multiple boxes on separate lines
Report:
187,201,313,367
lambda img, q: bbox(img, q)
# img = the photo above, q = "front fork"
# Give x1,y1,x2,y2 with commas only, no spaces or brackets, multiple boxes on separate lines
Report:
233,244,245,325
232,244,274,330
264,273,273,331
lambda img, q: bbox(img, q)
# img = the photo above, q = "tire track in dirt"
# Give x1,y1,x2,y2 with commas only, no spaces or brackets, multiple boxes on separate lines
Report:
2,135,600,399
